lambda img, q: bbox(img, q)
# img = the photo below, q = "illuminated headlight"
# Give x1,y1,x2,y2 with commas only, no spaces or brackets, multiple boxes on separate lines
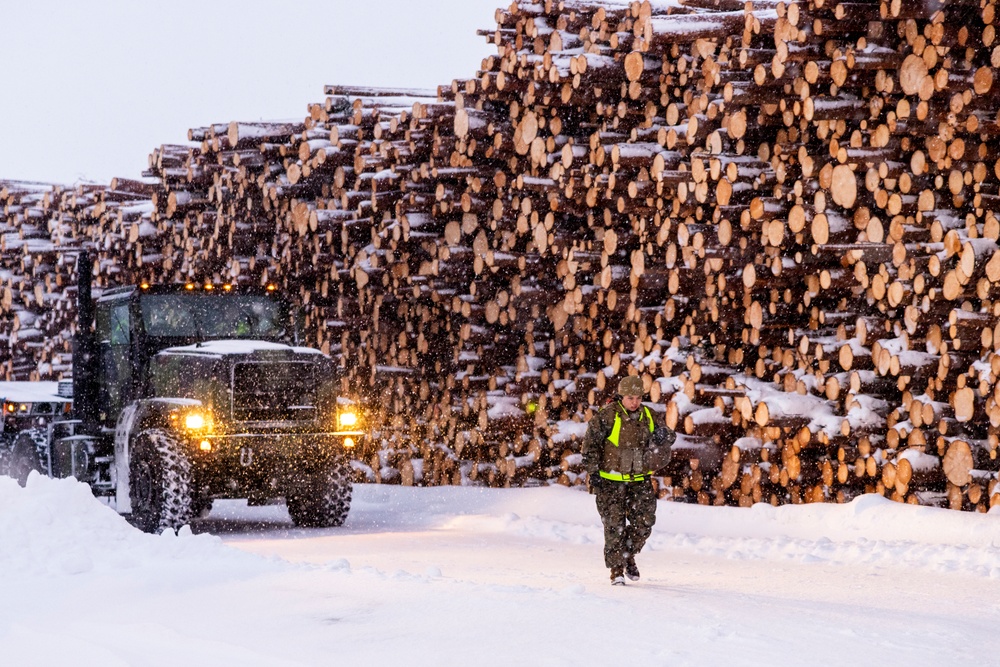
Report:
183,412,212,431
184,413,206,429
337,411,359,429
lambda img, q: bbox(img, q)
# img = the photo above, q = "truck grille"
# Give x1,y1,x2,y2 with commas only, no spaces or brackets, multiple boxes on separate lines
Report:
231,361,316,422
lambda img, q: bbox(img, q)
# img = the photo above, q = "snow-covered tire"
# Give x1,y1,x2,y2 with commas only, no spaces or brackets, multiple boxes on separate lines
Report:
129,428,195,533
286,455,352,528
8,429,47,487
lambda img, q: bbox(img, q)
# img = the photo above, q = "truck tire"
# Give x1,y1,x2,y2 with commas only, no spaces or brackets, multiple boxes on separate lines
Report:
286,455,352,527
8,429,46,487
129,428,195,533
192,496,214,519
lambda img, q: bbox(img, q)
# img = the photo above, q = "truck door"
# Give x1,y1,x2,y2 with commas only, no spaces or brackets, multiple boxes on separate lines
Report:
96,300,133,426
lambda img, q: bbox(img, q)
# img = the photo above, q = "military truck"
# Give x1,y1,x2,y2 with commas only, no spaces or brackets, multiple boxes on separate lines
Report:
3,251,362,533
0,381,74,485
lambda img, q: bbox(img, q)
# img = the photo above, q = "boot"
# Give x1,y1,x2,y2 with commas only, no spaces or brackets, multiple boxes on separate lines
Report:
610,566,626,586
625,556,640,581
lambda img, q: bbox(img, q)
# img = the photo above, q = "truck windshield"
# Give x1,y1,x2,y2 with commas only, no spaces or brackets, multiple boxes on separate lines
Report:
141,294,287,339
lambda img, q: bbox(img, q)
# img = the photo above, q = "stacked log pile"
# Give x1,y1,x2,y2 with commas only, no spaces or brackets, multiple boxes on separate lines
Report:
6,0,1000,511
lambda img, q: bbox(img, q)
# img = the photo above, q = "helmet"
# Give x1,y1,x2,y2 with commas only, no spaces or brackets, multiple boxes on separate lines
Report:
617,375,644,397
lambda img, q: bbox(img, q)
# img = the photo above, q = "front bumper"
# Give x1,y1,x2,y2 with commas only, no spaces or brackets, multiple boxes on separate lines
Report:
185,430,359,499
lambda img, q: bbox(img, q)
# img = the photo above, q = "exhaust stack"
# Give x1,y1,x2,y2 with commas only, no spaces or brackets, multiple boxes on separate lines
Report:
72,251,98,431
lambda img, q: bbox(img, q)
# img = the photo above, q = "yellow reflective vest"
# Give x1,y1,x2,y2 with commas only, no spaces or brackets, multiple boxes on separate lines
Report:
599,403,655,482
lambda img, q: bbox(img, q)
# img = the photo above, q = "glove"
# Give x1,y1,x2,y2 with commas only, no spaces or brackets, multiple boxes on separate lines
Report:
648,427,675,472
651,426,675,449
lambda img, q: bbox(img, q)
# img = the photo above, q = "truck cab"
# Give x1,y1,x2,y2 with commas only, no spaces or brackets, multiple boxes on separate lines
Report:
0,381,74,485
91,282,296,429
0,381,73,438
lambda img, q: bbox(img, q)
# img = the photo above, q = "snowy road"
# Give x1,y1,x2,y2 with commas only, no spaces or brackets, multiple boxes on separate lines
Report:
3,476,1000,665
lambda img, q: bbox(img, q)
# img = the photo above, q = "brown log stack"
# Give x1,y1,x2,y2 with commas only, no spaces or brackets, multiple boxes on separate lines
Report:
6,0,1000,511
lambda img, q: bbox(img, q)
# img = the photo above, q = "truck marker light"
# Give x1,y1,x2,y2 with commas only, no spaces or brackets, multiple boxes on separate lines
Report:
199,440,212,452
185,283,195,290
344,437,356,448
223,284,233,291
204,284,214,291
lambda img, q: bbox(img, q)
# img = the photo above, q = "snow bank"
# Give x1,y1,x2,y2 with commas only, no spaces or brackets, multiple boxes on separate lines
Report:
0,474,270,579
654,496,1000,577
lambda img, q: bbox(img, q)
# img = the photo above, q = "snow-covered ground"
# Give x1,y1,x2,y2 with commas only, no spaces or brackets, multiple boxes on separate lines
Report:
3,474,1000,665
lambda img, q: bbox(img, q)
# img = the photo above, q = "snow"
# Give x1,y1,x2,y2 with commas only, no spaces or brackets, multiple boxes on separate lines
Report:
0,381,67,403
552,418,589,442
732,435,763,453
160,339,324,358
4,474,1000,665
486,394,523,420
898,447,942,473
0,1,500,184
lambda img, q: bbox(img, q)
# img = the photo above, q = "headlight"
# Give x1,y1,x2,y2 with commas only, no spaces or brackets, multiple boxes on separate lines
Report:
181,410,215,433
169,409,213,433
337,411,359,429
183,412,209,430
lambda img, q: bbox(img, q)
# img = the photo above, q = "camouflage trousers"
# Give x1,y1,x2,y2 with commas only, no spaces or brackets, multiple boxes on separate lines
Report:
594,478,657,570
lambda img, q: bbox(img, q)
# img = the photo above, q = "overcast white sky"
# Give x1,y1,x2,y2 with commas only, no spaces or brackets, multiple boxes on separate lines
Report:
0,0,500,185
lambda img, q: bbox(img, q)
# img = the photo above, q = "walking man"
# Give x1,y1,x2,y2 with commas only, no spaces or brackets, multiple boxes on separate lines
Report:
582,375,674,585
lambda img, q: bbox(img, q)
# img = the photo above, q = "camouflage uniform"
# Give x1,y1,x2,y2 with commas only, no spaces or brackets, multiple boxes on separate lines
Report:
582,398,666,576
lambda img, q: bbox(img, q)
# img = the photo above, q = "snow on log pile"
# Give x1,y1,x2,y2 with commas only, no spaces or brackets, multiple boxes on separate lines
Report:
8,0,1000,511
